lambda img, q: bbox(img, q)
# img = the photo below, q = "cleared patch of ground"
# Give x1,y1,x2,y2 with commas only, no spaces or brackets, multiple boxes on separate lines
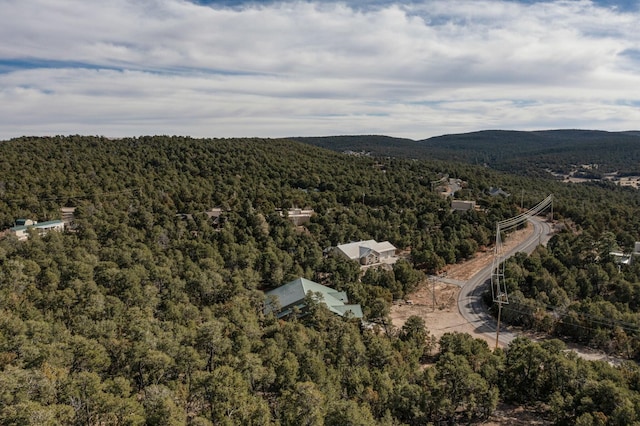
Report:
443,225,533,281
390,222,620,366
389,222,620,424
391,282,492,345
388,225,553,424
390,224,533,347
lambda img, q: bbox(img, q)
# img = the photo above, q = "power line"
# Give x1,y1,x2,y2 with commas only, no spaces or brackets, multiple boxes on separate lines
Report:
503,298,640,335
492,194,554,349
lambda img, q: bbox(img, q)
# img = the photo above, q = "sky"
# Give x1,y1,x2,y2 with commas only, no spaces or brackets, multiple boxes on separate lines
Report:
1,0,639,140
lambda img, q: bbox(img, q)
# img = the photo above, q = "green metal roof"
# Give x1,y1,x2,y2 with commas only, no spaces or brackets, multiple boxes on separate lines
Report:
265,277,363,318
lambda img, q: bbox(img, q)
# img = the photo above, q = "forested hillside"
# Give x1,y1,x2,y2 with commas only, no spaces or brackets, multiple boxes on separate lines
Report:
293,130,640,176
1,135,640,424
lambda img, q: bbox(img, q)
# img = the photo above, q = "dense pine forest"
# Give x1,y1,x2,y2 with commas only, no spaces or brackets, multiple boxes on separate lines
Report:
294,130,640,176
2,135,640,424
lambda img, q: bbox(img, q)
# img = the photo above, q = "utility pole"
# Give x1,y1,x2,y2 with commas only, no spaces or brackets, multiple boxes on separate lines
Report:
492,194,553,350
495,301,502,349
432,275,436,311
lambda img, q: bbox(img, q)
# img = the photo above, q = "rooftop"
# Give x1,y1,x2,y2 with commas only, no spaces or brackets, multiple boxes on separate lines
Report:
336,240,396,260
265,277,363,318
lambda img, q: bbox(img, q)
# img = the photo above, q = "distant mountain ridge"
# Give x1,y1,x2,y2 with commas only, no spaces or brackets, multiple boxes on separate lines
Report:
290,129,640,176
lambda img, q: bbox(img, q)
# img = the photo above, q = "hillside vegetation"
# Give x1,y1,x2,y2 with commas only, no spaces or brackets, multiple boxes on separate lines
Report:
293,129,640,176
1,135,640,424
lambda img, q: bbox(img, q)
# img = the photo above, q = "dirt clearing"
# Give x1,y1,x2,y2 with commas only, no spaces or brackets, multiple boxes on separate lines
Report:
390,222,618,365
390,224,534,346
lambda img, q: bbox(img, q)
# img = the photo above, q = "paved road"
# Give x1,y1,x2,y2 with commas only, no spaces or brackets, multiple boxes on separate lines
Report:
457,216,554,347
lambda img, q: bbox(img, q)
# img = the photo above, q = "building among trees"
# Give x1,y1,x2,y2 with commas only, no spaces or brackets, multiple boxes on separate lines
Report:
279,208,315,226
265,277,363,319
9,218,65,240
451,199,476,212
335,239,397,266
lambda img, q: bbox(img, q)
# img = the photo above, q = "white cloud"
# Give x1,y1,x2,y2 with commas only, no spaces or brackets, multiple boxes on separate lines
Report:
0,0,639,139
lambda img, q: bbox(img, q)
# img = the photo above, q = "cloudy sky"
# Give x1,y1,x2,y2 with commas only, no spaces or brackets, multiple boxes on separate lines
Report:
1,0,639,140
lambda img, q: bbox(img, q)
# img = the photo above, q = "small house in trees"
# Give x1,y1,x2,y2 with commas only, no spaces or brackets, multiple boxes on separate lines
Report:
279,208,315,226
265,277,363,319
335,240,397,266
10,219,65,241
435,177,465,197
610,251,632,265
488,187,510,197
61,207,76,224
205,208,224,227
451,199,476,212
610,242,640,266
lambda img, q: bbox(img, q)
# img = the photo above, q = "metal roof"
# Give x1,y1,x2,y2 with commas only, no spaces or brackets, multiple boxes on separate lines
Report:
336,240,396,260
265,277,363,318
10,219,64,232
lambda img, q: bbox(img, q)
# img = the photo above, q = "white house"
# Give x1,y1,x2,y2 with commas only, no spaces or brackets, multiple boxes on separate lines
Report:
335,240,397,266
610,251,632,265
610,242,640,266
10,219,65,241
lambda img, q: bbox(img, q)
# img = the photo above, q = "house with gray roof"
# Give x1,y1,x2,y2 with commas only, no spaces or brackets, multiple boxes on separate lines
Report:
335,239,397,266
265,277,363,319
451,199,476,212
488,187,510,197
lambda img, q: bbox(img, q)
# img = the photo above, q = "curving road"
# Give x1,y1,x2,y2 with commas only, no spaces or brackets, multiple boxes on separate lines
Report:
457,216,554,347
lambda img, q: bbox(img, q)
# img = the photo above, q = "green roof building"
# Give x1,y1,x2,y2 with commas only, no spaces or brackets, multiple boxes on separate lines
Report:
265,277,363,319
10,219,65,241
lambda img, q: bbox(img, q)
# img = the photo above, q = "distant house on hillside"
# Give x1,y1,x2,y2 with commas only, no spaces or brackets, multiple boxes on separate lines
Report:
264,277,363,319
488,187,510,197
610,251,632,265
205,208,224,227
335,240,397,266
609,241,640,266
61,207,76,224
451,200,476,212
176,207,225,228
10,219,65,241
435,178,465,197
279,208,314,226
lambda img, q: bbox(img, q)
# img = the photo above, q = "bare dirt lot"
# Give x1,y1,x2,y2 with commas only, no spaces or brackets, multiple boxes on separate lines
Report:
389,222,619,424
389,224,555,425
390,224,534,347
391,224,622,360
